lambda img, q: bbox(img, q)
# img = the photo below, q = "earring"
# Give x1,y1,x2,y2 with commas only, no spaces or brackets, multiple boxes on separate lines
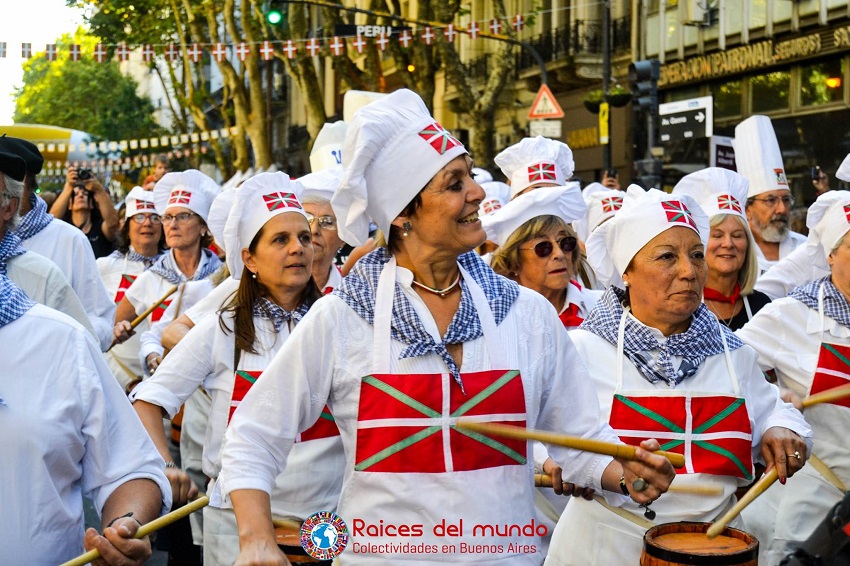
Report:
251,272,257,280
623,280,630,288
402,221,412,238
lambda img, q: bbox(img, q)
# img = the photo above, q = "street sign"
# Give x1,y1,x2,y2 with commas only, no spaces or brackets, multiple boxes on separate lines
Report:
658,95,713,143
710,135,736,170
528,84,565,120
334,24,410,37
598,102,609,145
529,120,562,139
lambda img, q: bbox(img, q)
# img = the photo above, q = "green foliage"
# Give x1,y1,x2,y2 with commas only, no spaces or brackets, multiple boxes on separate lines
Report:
13,32,163,141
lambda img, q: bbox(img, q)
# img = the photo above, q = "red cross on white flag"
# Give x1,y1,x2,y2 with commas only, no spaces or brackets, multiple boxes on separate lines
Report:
468,21,480,40
444,24,456,43
283,40,297,59
489,18,502,35
421,26,434,45
717,194,742,214
94,43,106,62
513,14,524,32
168,189,192,206
69,44,80,61
236,42,250,61
399,29,412,48
352,34,366,54
212,43,226,62
117,43,129,61
22,43,32,60
45,44,57,61
165,43,179,61
186,43,201,63
376,33,389,51
601,195,623,213
142,44,154,62
259,40,273,60
329,36,345,56
306,38,320,57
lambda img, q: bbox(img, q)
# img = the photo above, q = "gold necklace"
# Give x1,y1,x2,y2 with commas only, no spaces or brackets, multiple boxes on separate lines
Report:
411,272,461,298
705,300,737,327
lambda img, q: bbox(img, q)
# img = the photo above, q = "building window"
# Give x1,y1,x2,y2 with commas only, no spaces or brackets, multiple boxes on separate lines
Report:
749,0,767,30
711,80,743,119
800,60,846,107
751,70,791,113
725,0,743,36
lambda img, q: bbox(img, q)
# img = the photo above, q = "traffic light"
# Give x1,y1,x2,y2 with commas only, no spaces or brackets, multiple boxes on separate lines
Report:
264,0,286,26
629,59,661,114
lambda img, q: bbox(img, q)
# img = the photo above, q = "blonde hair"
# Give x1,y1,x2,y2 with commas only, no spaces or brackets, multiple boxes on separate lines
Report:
710,214,758,295
491,215,585,279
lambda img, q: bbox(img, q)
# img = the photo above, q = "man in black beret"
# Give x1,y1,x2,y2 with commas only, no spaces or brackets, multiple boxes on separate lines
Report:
0,135,43,217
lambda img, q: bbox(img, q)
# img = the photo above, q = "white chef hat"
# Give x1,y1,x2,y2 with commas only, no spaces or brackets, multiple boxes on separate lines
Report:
573,182,623,242
331,89,468,246
672,167,749,220
472,167,493,184
586,185,709,288
299,167,344,203
478,181,511,217
310,121,347,173
805,191,850,263
124,186,157,217
153,169,221,223
223,172,309,279
733,115,789,198
206,188,238,253
494,136,575,200
836,153,850,183
481,185,586,247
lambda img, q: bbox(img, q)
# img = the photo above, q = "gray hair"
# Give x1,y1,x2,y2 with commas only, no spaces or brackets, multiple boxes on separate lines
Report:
0,173,24,230
302,194,331,205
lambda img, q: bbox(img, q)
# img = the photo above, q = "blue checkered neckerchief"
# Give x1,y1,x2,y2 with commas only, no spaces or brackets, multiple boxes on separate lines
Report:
252,296,309,332
13,194,53,241
789,276,850,328
0,273,34,329
0,231,26,276
580,286,744,386
333,247,520,390
149,248,222,285
108,247,164,269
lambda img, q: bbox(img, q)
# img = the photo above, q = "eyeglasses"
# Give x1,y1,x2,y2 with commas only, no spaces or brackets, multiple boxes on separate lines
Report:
306,213,337,230
130,213,162,225
162,212,198,224
520,236,577,258
750,195,795,208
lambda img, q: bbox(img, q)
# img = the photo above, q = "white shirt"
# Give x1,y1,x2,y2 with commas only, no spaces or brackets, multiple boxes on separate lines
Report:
755,241,829,300
754,229,807,276
184,276,240,325
558,282,602,329
0,304,171,564
132,309,344,518
22,219,116,350
220,279,621,566
6,249,95,338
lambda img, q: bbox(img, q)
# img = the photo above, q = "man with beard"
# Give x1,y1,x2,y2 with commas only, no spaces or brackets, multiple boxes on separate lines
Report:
735,115,806,275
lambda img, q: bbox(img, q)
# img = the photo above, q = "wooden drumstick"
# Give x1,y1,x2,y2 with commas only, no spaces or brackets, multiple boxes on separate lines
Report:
455,421,686,468
707,468,778,539
107,285,179,352
60,496,210,566
533,473,723,495
273,516,304,531
801,383,850,409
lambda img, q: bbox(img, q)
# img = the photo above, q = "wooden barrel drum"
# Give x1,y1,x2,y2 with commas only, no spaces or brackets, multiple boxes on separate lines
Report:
641,522,759,566
275,524,333,564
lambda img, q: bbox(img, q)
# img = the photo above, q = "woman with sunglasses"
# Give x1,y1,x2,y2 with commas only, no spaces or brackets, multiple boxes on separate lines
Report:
97,187,167,392
487,186,600,329
298,167,346,294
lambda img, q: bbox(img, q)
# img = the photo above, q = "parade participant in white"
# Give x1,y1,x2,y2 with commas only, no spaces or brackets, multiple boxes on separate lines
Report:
220,89,675,566
544,186,811,566
673,168,771,330
310,120,347,172
734,116,805,275
572,182,624,290
0,273,171,565
494,136,575,200
4,136,116,350
299,167,346,293
132,173,343,566
737,190,850,565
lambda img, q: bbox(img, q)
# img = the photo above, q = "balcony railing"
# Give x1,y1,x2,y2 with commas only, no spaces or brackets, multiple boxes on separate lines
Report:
515,17,631,71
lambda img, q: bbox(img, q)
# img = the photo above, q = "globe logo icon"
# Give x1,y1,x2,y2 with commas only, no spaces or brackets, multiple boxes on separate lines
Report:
310,523,338,550
300,511,349,559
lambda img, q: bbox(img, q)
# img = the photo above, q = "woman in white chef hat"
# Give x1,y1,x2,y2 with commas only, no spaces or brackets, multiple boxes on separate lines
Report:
130,172,343,566
494,136,575,201
573,182,624,289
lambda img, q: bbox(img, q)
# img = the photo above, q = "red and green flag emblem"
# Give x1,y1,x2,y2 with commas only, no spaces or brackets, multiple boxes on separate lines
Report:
418,122,461,155
601,195,623,213
661,200,697,229
527,162,557,183
150,299,173,322
262,192,302,212
355,370,527,473
717,194,742,214
610,394,753,480
168,189,191,205
114,273,137,303
812,343,850,409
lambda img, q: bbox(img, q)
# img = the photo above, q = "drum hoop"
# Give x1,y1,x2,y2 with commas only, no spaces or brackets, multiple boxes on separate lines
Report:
643,522,758,565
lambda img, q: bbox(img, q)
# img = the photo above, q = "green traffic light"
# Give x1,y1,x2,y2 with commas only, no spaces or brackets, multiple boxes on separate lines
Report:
267,9,283,25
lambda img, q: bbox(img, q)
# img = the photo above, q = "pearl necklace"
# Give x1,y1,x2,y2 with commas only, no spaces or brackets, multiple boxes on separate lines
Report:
411,272,461,298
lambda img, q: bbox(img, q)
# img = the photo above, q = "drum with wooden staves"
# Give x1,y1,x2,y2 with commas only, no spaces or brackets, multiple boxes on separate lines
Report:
275,522,333,565
641,522,759,566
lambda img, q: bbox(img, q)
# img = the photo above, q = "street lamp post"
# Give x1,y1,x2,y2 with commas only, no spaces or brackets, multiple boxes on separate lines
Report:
602,0,612,171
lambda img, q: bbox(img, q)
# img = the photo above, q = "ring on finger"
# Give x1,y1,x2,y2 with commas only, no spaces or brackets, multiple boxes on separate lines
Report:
788,450,801,460
632,477,648,492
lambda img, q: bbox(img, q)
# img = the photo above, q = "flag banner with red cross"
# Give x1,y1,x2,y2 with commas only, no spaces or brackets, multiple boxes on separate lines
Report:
717,194,743,214
114,273,138,303
661,200,697,229
482,199,502,215
812,343,850,409
136,200,157,212
418,123,462,156
151,299,173,322
263,192,302,211
527,162,556,183
168,189,192,206
601,195,623,213
355,370,527,473
610,393,754,479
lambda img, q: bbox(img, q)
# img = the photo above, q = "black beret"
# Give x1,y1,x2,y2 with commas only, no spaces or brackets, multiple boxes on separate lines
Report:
0,135,44,175
0,150,27,182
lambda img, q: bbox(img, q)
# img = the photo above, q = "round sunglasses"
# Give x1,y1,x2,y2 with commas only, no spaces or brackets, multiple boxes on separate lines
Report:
520,236,578,258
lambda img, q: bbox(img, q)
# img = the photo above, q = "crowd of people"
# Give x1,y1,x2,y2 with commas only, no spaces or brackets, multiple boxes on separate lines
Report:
1,88,847,566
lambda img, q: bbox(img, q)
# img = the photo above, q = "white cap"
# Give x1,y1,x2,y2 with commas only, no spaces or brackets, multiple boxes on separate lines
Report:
733,115,789,197
494,136,575,200
206,188,238,253
479,181,511,217
481,185,586,247
672,167,749,220
573,182,623,242
806,190,850,262
836,153,850,183
343,90,388,122
153,169,220,223
310,121,347,172
332,89,468,246
472,167,493,184
586,185,709,288
124,186,157,217
223,172,309,279
299,167,344,202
